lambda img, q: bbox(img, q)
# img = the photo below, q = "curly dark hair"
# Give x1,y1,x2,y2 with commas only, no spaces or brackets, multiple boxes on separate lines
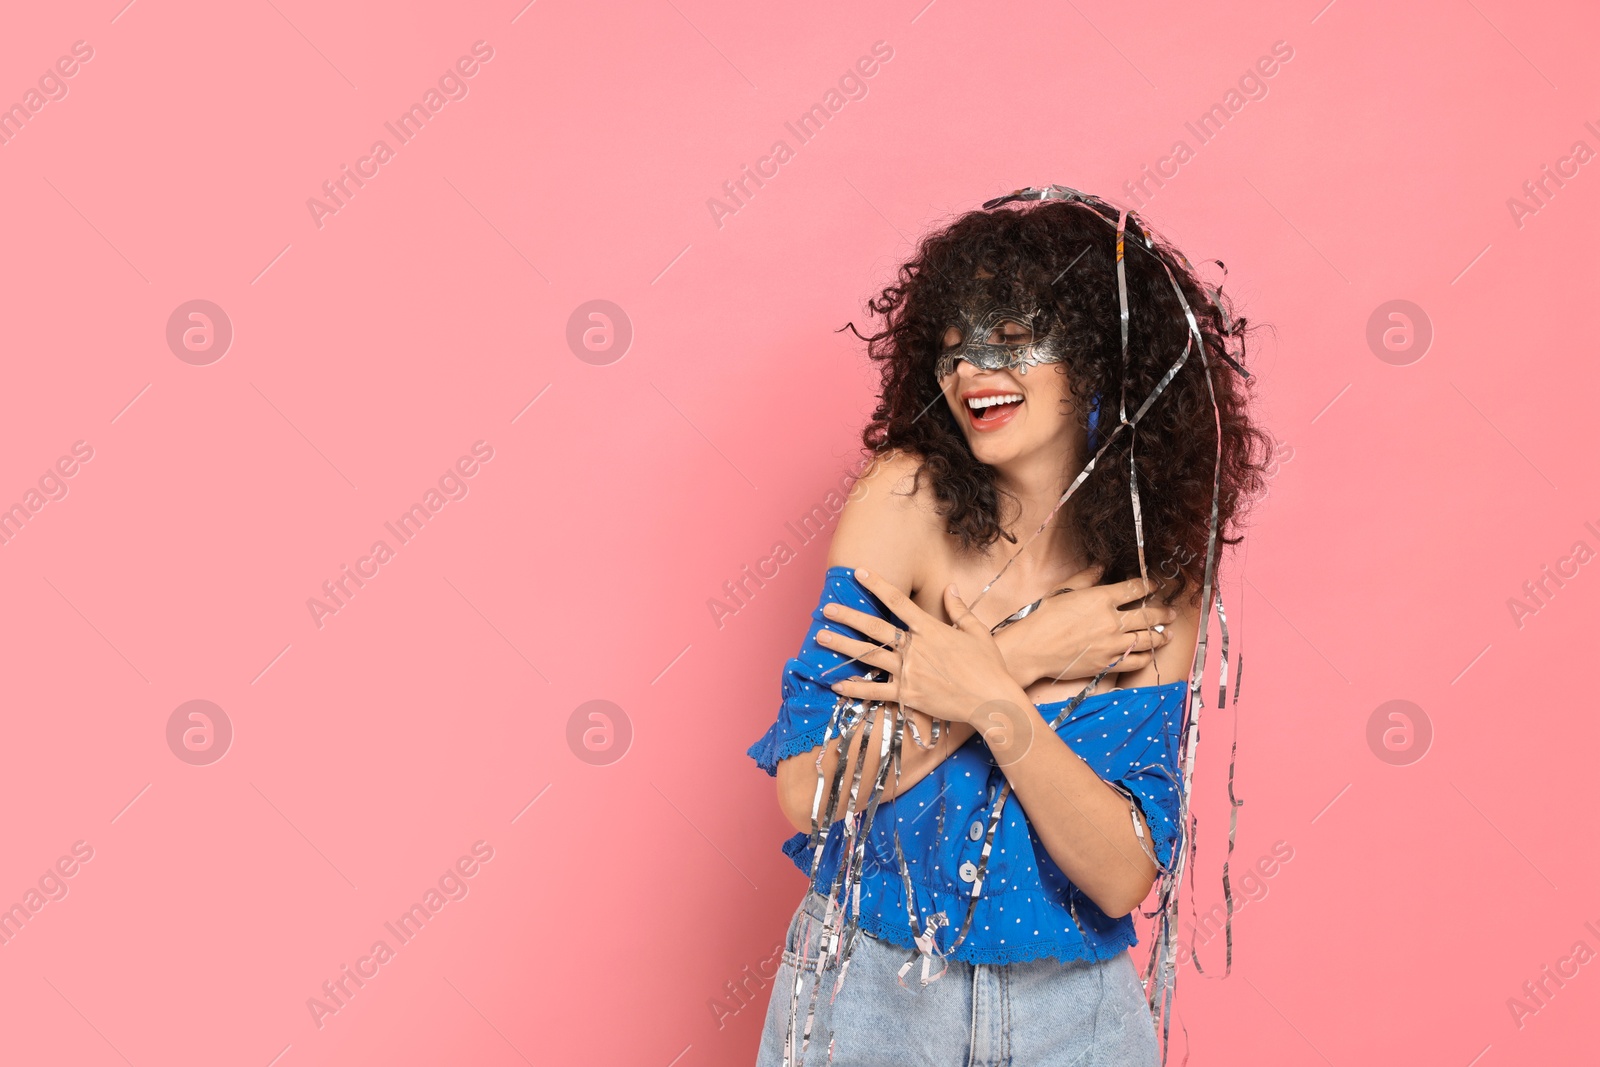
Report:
851,194,1274,606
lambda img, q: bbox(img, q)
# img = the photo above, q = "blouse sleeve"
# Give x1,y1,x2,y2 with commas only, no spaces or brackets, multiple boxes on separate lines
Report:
1103,695,1185,871
746,568,906,776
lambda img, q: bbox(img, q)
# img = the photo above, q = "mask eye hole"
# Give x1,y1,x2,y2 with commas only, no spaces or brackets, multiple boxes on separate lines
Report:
941,325,964,349
987,319,1034,346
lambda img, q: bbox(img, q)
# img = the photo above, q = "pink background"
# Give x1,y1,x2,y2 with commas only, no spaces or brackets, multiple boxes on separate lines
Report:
1,0,1595,1063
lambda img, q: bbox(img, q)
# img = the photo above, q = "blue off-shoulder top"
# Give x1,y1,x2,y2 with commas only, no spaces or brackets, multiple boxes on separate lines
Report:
747,566,1186,966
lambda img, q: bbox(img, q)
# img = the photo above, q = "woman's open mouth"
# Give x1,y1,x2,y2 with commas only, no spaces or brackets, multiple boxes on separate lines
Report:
965,391,1024,432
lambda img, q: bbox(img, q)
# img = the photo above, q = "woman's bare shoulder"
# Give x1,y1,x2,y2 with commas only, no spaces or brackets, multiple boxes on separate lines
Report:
825,450,946,594
1118,578,1204,690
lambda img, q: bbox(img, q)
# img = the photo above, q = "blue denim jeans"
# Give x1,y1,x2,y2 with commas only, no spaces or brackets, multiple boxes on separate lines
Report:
755,891,1161,1067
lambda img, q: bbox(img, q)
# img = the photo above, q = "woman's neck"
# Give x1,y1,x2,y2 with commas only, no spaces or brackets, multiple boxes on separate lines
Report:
991,448,1086,578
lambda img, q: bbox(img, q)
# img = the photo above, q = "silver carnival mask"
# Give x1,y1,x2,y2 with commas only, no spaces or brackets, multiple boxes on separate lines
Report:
932,304,1066,380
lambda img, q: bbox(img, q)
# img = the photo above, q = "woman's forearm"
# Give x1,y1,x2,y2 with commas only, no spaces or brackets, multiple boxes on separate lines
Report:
776,706,975,835
992,625,1041,688
975,686,1158,917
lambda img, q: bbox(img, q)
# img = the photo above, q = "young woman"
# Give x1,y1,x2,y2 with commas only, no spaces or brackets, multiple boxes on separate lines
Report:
747,186,1269,1066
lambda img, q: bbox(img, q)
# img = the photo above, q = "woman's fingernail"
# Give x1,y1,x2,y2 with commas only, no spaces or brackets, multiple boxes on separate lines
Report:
856,568,869,579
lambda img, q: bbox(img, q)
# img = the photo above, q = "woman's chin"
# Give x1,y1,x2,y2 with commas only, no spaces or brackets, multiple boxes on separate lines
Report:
962,413,1023,457
967,430,1073,472
967,437,1023,467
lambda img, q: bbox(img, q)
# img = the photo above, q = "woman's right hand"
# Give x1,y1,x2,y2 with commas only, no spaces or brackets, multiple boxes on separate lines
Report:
992,566,1177,688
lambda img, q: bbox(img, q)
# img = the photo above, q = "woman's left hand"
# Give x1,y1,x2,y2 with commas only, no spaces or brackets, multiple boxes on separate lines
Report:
816,568,1028,726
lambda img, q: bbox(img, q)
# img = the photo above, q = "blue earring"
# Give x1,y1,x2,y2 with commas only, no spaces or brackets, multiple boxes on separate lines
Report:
1086,391,1103,451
